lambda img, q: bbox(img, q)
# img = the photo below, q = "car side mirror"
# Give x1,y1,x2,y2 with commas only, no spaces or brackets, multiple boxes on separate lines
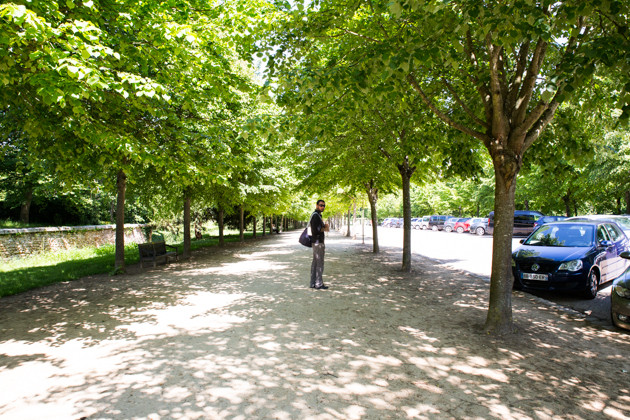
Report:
519,239,524,244
621,251,630,260
599,240,613,248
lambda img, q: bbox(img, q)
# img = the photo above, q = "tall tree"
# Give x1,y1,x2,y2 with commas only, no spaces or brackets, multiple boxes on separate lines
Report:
266,0,626,334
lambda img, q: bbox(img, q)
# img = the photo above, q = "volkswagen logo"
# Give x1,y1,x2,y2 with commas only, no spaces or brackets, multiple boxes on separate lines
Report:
531,263,540,272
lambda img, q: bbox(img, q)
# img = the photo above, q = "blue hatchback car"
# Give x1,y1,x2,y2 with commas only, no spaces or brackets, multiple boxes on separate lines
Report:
512,221,629,299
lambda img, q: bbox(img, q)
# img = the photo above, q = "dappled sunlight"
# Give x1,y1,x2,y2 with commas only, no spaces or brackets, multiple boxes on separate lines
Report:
180,259,290,276
1,231,629,418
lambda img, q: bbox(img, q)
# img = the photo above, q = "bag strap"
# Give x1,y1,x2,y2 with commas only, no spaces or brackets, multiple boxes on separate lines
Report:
309,211,323,227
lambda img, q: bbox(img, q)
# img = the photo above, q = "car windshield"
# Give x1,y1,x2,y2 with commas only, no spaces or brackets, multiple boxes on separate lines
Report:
524,224,594,247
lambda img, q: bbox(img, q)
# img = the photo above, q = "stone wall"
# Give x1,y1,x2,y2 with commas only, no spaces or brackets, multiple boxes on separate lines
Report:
0,224,150,260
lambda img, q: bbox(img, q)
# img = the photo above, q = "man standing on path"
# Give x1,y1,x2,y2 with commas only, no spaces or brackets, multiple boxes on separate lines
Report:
310,199,329,290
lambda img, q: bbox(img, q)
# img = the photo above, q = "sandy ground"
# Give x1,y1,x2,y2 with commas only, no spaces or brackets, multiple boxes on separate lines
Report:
0,230,629,420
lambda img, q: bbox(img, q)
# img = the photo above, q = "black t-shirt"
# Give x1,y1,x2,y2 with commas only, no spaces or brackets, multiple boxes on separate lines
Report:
310,211,325,244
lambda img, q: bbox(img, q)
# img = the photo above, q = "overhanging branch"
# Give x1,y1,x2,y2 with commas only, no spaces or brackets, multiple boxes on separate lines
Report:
407,74,489,144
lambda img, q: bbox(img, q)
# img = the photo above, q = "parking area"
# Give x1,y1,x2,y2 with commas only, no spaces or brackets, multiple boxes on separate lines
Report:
359,225,616,328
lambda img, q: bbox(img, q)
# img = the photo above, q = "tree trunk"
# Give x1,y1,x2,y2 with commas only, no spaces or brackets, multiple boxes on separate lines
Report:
484,161,518,335
19,186,33,224
239,204,245,242
110,200,115,223
366,180,379,253
398,157,416,272
625,191,630,215
253,216,257,238
352,200,357,234
262,215,266,236
183,192,191,259
115,169,126,273
346,208,351,237
218,206,225,247
562,192,572,217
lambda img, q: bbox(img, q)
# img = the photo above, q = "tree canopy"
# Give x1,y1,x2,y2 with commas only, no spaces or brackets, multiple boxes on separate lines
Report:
2,0,630,335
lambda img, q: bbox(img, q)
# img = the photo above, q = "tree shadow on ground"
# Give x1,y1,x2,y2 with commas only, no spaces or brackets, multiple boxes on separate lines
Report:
0,232,629,419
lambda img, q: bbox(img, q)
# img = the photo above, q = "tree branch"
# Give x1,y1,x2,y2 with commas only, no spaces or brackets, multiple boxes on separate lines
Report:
522,100,560,153
367,0,390,39
465,30,492,122
511,38,547,126
339,28,381,43
488,36,508,139
441,77,490,130
506,40,530,116
407,74,489,144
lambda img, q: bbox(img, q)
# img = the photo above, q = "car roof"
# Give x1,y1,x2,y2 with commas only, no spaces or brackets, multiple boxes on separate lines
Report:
544,220,610,227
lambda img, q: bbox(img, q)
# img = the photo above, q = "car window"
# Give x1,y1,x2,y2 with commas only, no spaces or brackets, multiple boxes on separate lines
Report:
597,225,610,242
604,223,623,241
524,225,594,247
611,217,630,230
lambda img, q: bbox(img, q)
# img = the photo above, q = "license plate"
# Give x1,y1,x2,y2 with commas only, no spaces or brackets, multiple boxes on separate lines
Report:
523,273,548,281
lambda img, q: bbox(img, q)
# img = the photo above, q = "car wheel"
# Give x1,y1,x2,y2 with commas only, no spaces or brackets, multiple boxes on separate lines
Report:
475,227,485,236
432,225,438,231
456,227,464,233
583,269,599,299
445,226,452,232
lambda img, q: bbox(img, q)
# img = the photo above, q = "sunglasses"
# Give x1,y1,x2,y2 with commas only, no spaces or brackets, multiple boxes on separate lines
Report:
319,203,326,207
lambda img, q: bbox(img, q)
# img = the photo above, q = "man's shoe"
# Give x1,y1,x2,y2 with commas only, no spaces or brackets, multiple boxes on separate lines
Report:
309,285,315,288
315,285,329,290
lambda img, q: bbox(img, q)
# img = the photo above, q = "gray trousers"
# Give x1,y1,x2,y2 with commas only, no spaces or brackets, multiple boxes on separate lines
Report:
310,243,325,287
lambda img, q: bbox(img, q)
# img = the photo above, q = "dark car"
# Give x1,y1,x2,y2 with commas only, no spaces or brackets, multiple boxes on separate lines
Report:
612,251,630,331
533,215,567,230
512,221,629,299
488,210,544,236
468,218,489,236
428,215,451,231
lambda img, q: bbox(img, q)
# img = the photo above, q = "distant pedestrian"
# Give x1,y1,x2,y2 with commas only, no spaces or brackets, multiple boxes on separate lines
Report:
309,200,329,289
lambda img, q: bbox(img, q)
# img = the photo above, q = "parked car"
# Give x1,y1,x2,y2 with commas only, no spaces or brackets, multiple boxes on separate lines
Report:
533,215,567,230
442,217,459,232
393,218,404,228
420,215,430,230
567,215,630,237
381,218,397,228
468,218,489,236
512,221,629,299
612,251,630,331
428,215,451,231
453,218,472,233
488,210,544,236
411,218,422,229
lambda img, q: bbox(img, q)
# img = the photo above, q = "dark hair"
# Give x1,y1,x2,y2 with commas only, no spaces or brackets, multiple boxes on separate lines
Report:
316,199,325,205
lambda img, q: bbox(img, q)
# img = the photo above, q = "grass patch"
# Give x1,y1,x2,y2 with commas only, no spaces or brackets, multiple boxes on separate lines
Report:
0,230,265,298
0,219,47,229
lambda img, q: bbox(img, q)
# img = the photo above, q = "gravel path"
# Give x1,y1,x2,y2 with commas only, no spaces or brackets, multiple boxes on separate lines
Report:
0,231,629,419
